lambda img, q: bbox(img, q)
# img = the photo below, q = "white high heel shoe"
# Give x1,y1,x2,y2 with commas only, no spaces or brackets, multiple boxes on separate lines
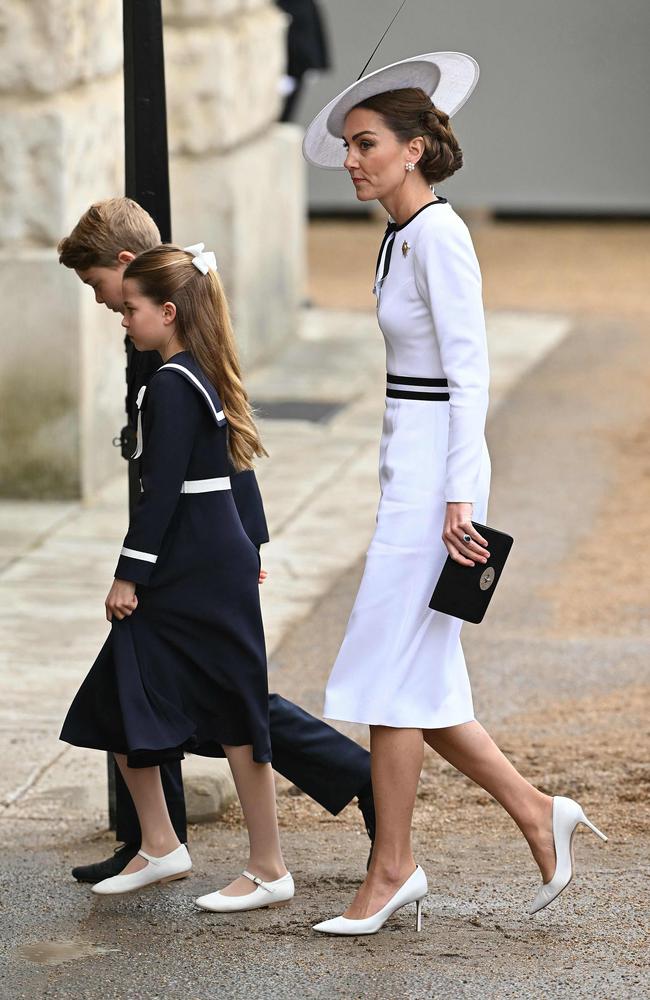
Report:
195,870,294,912
313,865,428,936
529,796,607,914
92,844,192,895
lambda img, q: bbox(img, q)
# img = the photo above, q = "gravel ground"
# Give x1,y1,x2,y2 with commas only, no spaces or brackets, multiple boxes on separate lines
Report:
2,220,649,999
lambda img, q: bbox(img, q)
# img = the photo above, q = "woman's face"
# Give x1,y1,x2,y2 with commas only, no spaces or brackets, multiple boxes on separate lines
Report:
121,278,176,353
342,107,412,202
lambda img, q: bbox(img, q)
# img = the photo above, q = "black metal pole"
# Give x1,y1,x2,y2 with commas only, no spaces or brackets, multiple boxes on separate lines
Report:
122,0,172,509
108,0,172,831
123,0,171,240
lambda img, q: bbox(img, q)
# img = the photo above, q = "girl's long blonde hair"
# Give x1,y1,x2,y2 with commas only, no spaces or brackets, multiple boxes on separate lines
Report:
125,245,267,471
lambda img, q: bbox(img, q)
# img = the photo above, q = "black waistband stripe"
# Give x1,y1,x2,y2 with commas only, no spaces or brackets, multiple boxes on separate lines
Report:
386,388,450,401
386,374,448,387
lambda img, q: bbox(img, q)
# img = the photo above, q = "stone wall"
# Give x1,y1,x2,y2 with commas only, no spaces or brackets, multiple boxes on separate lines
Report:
0,1,125,499
0,0,304,499
164,1,306,364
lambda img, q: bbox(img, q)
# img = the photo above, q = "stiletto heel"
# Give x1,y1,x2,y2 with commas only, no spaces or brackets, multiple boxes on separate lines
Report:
313,865,428,936
580,812,608,842
415,896,423,932
529,796,607,915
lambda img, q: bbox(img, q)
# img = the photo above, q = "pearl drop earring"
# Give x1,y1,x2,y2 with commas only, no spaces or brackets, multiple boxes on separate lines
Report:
405,162,415,172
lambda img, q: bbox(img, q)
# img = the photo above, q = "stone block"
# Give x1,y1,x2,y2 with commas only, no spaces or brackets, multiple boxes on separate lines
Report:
163,0,270,24
170,123,305,366
0,0,122,94
163,0,242,23
165,6,285,155
183,756,236,824
0,76,124,246
0,252,125,498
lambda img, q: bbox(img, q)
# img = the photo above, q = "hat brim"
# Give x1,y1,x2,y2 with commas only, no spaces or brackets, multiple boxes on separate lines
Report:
302,51,479,170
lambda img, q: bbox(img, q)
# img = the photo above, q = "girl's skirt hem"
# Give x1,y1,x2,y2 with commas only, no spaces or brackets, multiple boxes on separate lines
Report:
59,734,272,768
60,614,272,770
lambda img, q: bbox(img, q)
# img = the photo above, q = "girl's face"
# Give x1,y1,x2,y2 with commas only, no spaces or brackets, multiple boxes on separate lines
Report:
121,278,176,352
342,107,416,202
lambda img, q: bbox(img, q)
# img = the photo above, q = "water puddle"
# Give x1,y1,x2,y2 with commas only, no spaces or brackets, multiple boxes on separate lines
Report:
15,939,117,966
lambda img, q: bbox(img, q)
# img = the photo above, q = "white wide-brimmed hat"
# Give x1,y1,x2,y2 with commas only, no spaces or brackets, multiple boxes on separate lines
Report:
302,51,479,170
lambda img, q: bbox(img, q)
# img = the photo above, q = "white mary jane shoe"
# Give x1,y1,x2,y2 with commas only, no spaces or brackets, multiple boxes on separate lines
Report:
91,844,192,896
195,870,294,913
529,796,607,915
313,865,428,936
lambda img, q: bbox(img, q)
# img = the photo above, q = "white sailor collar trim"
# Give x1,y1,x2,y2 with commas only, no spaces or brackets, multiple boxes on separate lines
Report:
158,362,227,428
130,355,227,460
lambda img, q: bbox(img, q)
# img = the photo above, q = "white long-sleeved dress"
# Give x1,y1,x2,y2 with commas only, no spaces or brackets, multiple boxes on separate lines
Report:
323,199,491,728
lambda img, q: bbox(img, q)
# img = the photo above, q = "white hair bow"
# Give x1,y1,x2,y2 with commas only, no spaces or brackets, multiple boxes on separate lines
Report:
183,242,218,275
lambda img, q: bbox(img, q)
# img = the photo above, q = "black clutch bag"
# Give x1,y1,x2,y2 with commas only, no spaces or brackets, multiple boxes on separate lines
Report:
429,522,514,624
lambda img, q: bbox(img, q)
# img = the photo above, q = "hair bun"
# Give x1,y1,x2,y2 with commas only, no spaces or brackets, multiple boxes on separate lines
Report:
418,103,462,184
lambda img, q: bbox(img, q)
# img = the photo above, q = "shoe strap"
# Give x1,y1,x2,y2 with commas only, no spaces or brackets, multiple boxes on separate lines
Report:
138,849,163,865
138,844,184,866
241,870,274,892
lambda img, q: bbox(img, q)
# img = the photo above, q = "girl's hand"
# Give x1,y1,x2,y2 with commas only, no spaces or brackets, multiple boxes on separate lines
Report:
259,568,268,585
442,503,490,567
106,578,138,622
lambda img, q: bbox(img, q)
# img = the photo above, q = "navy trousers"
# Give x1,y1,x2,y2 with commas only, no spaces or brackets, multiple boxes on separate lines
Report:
115,692,371,844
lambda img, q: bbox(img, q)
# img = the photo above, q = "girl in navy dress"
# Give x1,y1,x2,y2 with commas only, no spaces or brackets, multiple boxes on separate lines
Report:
61,243,294,911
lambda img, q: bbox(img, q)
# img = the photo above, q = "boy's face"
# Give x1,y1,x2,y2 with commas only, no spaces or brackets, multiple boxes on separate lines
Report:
76,252,136,313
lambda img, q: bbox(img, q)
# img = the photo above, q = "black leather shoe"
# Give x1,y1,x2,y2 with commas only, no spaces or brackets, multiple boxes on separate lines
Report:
357,785,376,869
71,842,139,884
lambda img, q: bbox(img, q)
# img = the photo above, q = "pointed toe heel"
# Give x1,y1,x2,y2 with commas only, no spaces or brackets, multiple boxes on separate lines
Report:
313,865,428,936
529,796,607,915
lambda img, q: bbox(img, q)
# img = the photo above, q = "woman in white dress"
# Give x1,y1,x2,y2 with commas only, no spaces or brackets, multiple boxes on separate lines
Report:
303,53,607,935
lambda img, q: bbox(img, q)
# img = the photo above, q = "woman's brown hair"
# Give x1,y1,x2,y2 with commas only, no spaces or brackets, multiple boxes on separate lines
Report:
354,87,463,184
125,245,267,472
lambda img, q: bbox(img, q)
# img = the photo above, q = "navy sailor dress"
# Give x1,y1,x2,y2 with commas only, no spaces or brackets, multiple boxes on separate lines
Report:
60,350,272,765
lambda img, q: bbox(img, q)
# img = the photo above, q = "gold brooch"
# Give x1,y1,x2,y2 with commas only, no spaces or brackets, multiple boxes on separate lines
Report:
402,241,410,257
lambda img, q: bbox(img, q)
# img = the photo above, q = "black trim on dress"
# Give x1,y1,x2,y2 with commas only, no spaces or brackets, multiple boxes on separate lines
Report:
390,198,448,232
387,375,448,387
386,389,450,401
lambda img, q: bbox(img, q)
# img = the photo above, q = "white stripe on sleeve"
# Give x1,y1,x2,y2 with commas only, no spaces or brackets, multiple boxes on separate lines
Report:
120,546,158,564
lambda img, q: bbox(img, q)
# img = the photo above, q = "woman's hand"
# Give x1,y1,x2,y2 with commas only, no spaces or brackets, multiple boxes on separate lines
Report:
259,568,268,585
442,503,490,567
105,578,138,622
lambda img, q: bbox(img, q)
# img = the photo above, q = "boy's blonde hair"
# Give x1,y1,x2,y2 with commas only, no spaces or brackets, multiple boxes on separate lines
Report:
57,197,161,270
